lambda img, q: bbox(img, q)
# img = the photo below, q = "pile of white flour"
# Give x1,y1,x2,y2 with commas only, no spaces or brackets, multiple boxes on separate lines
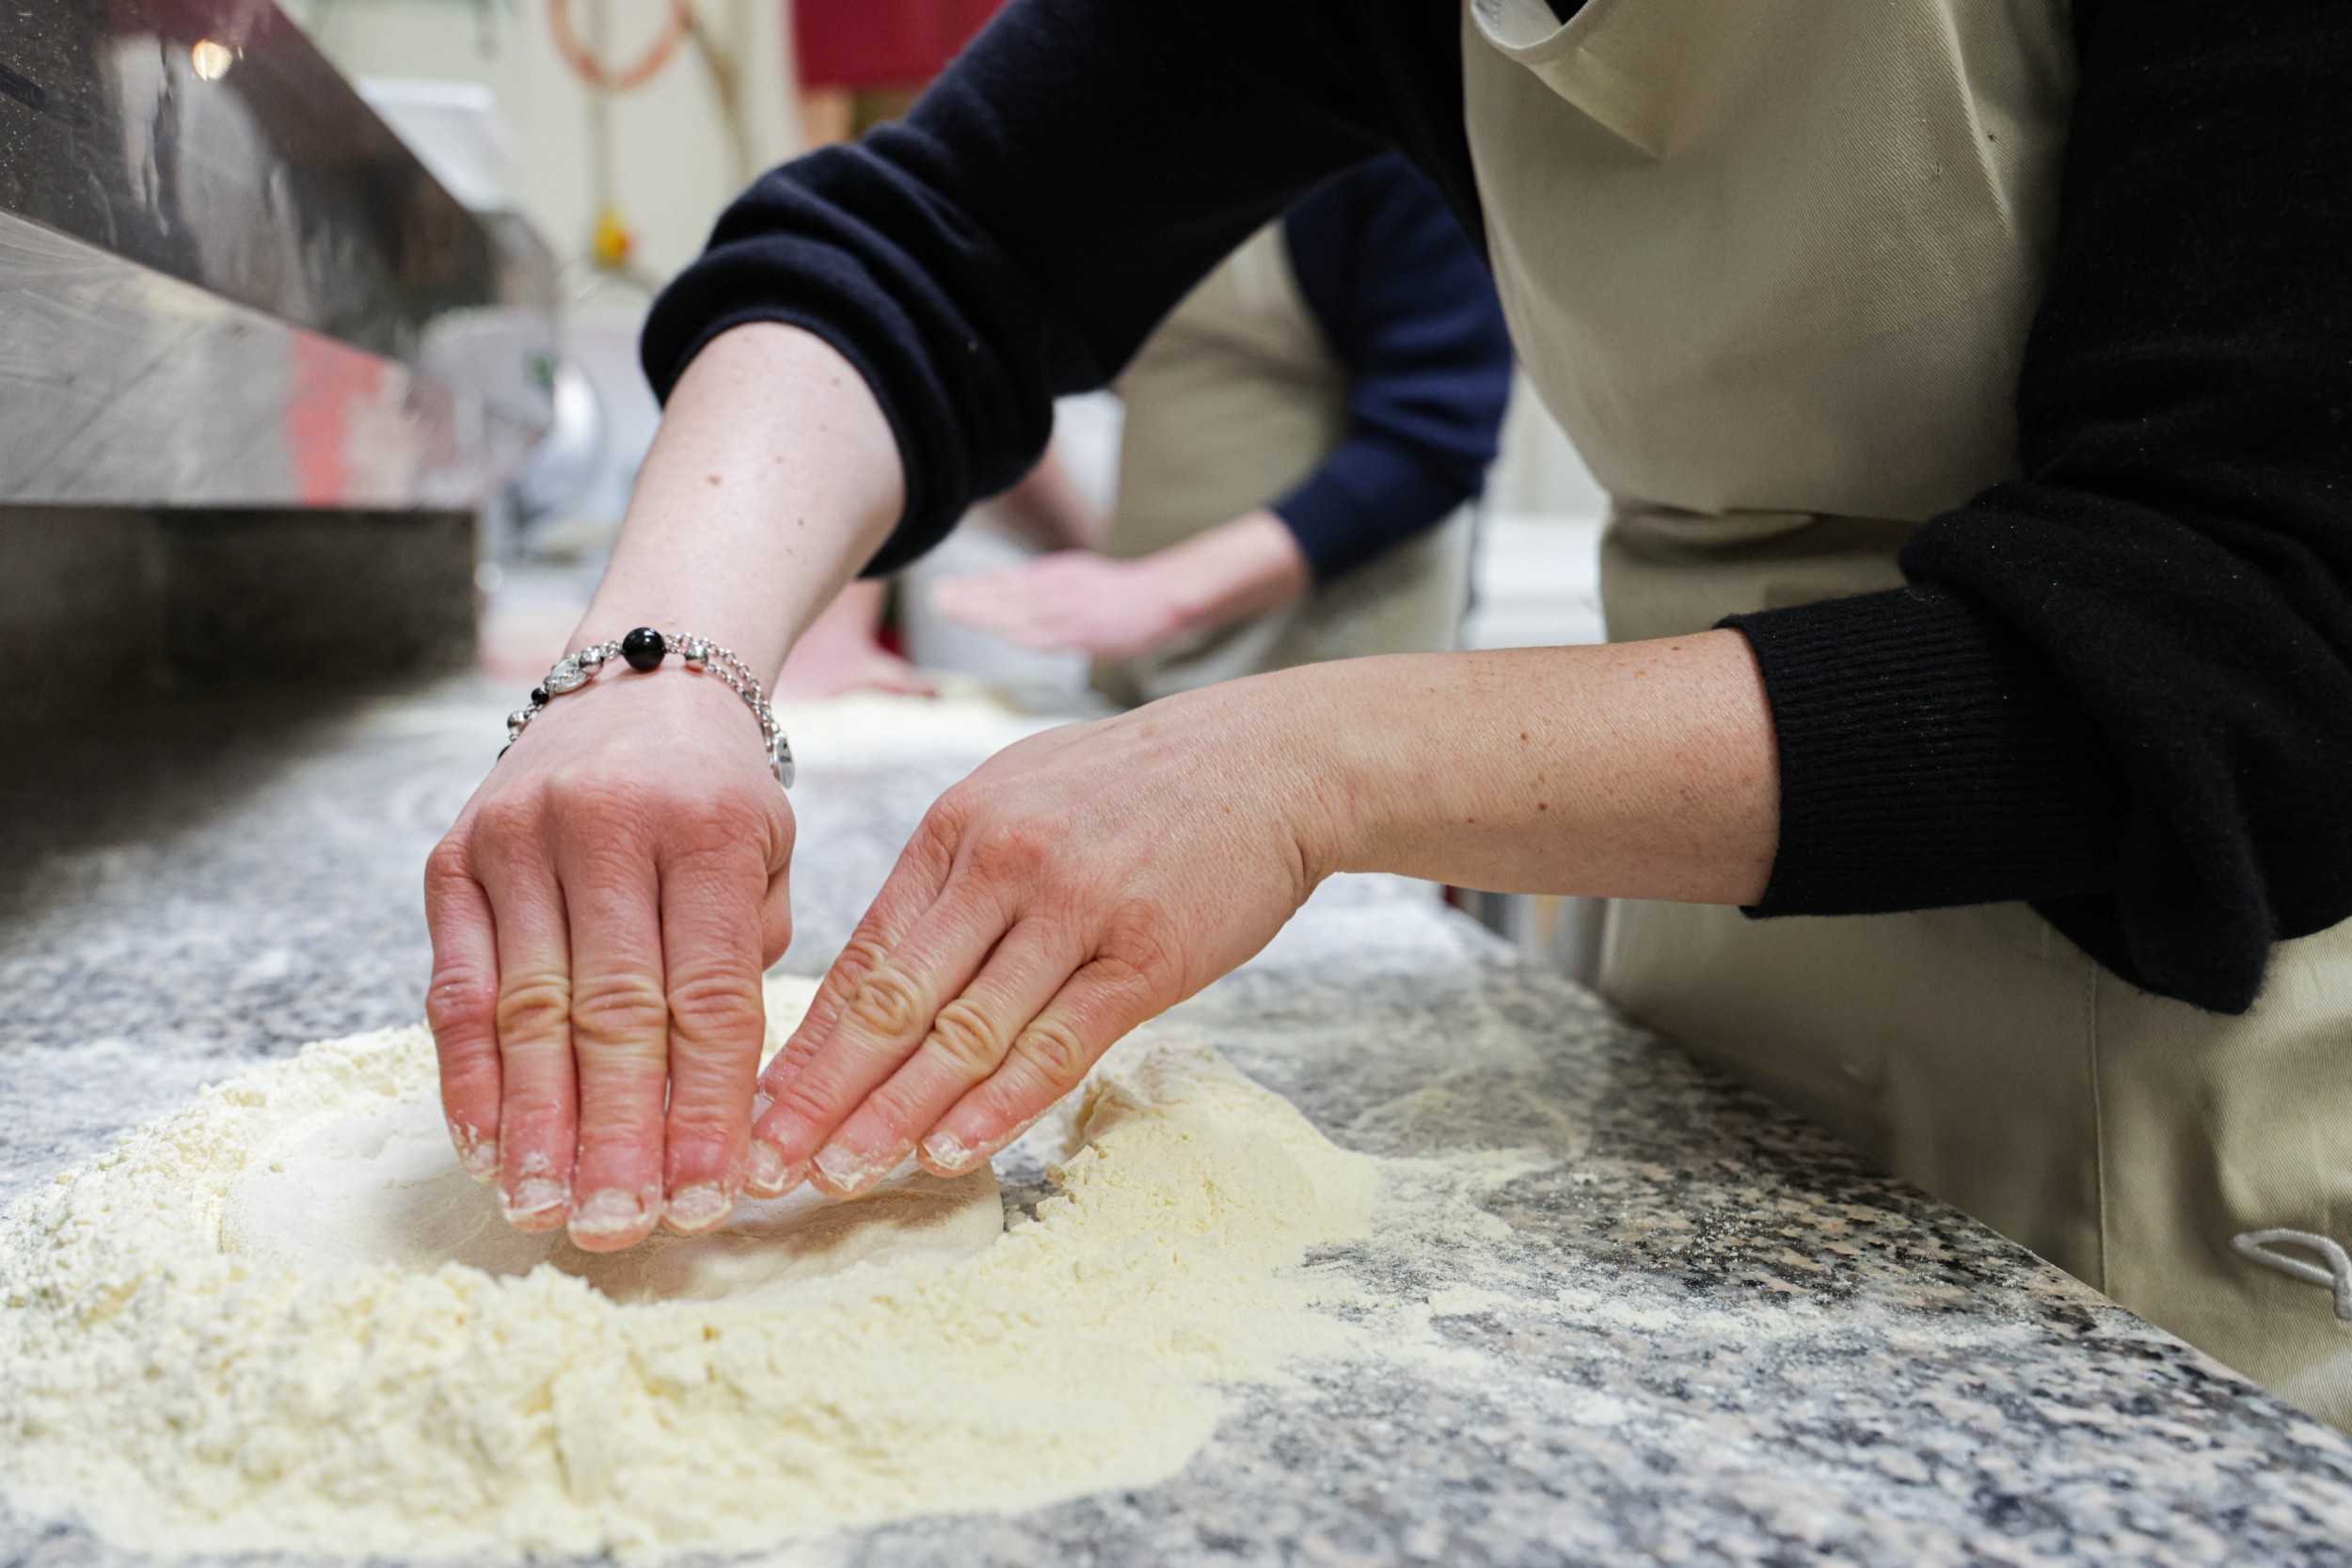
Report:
0,979,1392,1560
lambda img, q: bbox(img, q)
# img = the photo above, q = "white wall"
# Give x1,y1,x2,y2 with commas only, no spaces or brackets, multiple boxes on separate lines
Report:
286,0,802,301
1461,372,1608,652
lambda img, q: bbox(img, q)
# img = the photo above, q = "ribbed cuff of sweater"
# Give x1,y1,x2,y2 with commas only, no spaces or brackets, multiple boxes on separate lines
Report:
1722,585,2126,917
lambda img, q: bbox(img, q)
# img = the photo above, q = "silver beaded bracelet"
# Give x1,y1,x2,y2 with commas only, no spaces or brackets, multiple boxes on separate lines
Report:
502,626,795,789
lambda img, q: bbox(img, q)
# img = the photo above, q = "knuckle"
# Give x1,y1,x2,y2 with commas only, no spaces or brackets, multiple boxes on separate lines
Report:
568,973,669,1051
970,819,1055,880
921,789,974,843
759,1033,823,1087
494,974,572,1045
424,835,474,888
760,897,795,967
562,769,650,817
665,967,765,1040
827,935,890,995
845,965,931,1040
527,773,664,849
1011,1016,1093,1090
923,998,1010,1078
667,792,766,854
907,800,970,876
1096,918,1182,996
769,1076,838,1140
470,788,548,847
426,970,494,1037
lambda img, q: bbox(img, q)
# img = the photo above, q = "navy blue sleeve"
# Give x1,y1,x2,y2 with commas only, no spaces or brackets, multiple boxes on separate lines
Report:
1274,156,1515,583
640,0,1480,576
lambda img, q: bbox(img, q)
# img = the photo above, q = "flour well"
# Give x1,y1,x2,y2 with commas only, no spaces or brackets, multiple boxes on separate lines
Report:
0,978,1388,1560
218,1072,1004,1305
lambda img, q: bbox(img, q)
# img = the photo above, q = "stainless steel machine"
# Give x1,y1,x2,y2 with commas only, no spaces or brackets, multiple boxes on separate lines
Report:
0,0,558,720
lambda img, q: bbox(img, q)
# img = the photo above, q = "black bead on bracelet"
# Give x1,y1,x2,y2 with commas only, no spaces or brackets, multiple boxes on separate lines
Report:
501,626,795,789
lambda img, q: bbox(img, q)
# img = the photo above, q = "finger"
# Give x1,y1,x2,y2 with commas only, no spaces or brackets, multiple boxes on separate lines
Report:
742,819,950,1196
424,838,502,1181
472,840,579,1232
930,576,1054,640
866,658,938,697
759,868,794,971
818,919,1079,1182
756,812,955,1105
923,577,990,625
919,955,1164,1174
930,568,1027,608
946,587,1087,653
656,828,774,1234
769,884,1009,1197
998,619,1089,655
554,832,670,1252
929,588,1022,640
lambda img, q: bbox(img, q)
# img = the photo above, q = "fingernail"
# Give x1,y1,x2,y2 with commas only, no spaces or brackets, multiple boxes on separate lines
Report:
919,1131,979,1175
814,1142,894,1196
752,1091,774,1121
664,1184,733,1234
744,1139,802,1197
567,1189,657,1242
451,1125,498,1182
502,1178,569,1225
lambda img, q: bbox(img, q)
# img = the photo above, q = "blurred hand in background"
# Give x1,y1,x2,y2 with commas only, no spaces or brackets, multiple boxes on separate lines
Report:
931,508,1310,660
775,580,936,700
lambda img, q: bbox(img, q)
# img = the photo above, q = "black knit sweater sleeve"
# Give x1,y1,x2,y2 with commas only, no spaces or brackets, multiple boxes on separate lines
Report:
1724,0,2352,1011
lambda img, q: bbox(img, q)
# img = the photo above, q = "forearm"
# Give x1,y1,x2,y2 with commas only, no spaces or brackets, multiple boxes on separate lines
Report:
576,325,904,677
1150,511,1312,639
1273,631,1780,905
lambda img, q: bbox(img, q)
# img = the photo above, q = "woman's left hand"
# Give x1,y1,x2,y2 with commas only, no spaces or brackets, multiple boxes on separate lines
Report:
747,631,1781,1198
929,550,1190,659
745,675,1338,1195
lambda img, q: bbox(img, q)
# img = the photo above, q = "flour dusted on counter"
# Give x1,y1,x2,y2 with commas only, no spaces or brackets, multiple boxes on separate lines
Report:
775,684,1052,757
0,978,1390,1560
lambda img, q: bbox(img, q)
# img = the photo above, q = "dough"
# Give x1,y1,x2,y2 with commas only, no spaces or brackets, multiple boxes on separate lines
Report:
219,1093,1004,1305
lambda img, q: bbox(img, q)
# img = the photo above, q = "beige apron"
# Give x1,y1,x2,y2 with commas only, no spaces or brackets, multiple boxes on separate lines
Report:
1462,0,2352,1425
1093,221,1474,707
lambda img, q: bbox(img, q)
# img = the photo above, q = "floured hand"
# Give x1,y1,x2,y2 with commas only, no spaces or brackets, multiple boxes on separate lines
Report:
748,675,1338,1196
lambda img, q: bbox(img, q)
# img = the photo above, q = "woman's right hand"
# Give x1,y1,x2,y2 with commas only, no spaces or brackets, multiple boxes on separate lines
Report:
420,323,909,1252
424,657,798,1253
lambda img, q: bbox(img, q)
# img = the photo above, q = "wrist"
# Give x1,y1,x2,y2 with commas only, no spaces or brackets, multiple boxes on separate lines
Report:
1223,660,1385,887
510,627,796,788
1148,512,1312,638
566,606,795,686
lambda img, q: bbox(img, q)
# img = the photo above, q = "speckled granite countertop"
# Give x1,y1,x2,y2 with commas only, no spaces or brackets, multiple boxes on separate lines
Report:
5,678,2351,1567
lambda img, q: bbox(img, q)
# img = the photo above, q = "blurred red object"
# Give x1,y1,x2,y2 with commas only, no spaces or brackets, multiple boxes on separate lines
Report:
792,0,1008,90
